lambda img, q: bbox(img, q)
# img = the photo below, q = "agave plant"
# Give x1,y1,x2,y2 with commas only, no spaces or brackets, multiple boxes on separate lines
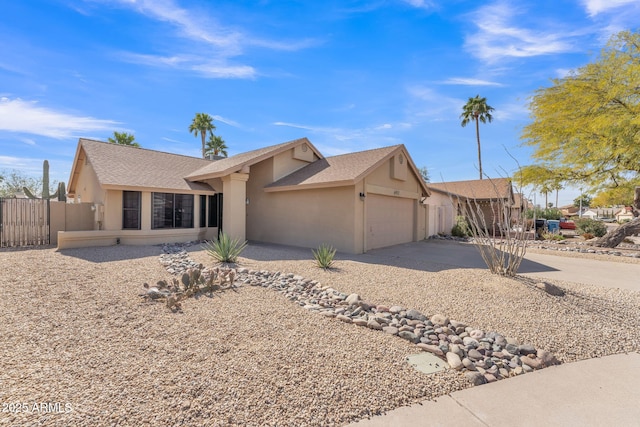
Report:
312,244,336,269
203,232,247,263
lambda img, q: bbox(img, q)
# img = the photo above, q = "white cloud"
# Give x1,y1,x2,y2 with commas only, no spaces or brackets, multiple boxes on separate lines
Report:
0,97,119,139
94,0,318,78
273,121,318,132
212,115,241,128
401,0,437,10
108,0,242,53
406,85,465,118
491,99,529,121
272,121,404,150
21,138,37,146
581,0,637,16
117,52,256,79
0,155,39,170
442,77,505,87
161,137,183,144
464,2,574,63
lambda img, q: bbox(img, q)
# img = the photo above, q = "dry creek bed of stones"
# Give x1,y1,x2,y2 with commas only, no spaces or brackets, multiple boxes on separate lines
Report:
160,245,560,387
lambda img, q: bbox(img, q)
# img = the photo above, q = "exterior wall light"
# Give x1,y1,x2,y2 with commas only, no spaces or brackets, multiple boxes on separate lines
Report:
359,192,366,201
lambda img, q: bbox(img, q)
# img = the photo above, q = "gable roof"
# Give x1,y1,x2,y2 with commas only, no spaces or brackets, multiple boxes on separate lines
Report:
428,178,513,201
68,139,214,195
186,137,322,181
512,193,528,209
264,144,430,195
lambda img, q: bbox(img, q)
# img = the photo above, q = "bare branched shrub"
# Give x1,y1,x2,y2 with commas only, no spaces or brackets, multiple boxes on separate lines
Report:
448,178,528,276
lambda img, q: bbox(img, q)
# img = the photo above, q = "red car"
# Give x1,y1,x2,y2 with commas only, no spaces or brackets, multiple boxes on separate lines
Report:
559,218,576,230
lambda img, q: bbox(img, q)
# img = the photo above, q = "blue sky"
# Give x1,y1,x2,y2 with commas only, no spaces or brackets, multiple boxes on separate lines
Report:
1,0,639,206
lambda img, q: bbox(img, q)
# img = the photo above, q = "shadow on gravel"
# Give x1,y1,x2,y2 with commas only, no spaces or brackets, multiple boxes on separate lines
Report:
57,245,163,263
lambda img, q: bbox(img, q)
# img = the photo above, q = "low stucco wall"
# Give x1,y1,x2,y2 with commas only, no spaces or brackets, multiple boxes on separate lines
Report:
50,202,95,245
57,228,217,250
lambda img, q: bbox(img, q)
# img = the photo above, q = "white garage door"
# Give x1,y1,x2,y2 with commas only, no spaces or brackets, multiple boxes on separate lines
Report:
367,194,415,250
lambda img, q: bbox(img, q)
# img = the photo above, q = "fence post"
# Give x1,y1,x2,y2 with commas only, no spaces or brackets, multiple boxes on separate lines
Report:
0,198,3,247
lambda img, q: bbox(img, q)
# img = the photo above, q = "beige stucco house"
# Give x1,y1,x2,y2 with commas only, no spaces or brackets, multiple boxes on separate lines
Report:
61,137,430,253
615,206,634,222
426,178,515,235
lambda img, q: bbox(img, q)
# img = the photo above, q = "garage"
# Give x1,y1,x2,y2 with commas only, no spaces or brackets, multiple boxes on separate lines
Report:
367,194,415,250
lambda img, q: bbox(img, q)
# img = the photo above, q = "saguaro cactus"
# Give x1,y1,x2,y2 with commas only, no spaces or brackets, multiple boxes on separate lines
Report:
23,160,65,200
42,160,50,199
57,182,67,202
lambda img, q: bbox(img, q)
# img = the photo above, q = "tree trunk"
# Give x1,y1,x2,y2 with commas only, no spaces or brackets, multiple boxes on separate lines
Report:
475,118,482,180
593,187,640,248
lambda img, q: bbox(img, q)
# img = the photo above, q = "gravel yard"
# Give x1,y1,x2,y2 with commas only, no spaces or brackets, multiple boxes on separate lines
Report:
1,241,639,426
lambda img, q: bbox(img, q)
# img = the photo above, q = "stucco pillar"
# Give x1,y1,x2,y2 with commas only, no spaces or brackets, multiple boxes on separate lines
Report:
221,173,249,241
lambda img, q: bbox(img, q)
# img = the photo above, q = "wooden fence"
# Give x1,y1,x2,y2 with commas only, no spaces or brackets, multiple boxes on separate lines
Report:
0,198,50,247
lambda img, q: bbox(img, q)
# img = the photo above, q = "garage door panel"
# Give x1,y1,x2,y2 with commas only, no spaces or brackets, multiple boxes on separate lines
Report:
367,195,414,250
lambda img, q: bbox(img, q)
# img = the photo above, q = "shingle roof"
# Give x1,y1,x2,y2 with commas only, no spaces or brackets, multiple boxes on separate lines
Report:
428,178,512,200
265,144,429,194
72,139,214,193
187,137,321,180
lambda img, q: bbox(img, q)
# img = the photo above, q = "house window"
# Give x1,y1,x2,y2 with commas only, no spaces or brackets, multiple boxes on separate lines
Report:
199,195,206,228
152,193,194,229
208,194,222,228
122,191,141,230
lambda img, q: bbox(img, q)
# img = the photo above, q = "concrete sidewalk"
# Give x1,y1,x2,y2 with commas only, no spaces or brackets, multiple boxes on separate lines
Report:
349,352,640,427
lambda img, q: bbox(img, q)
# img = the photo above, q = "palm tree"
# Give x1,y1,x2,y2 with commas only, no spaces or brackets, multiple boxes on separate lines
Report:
418,166,430,183
205,134,229,158
460,95,494,179
108,131,139,147
189,113,216,158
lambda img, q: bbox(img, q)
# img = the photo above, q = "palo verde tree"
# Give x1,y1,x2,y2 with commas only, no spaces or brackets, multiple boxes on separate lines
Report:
460,95,494,180
592,181,639,207
521,30,640,247
189,113,216,158
514,164,562,209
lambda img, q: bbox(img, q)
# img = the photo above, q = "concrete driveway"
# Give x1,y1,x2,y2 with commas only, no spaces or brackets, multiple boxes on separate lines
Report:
356,240,640,291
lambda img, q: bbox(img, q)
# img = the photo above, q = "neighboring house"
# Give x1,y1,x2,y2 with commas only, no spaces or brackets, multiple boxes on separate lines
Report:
426,178,514,235
581,209,599,219
62,137,430,254
511,193,531,219
559,205,580,217
616,206,634,222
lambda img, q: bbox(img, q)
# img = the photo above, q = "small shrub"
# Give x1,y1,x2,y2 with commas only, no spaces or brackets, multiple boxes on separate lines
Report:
525,219,534,231
575,218,607,237
542,232,565,241
582,232,594,240
203,232,247,263
312,244,336,269
451,215,471,237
